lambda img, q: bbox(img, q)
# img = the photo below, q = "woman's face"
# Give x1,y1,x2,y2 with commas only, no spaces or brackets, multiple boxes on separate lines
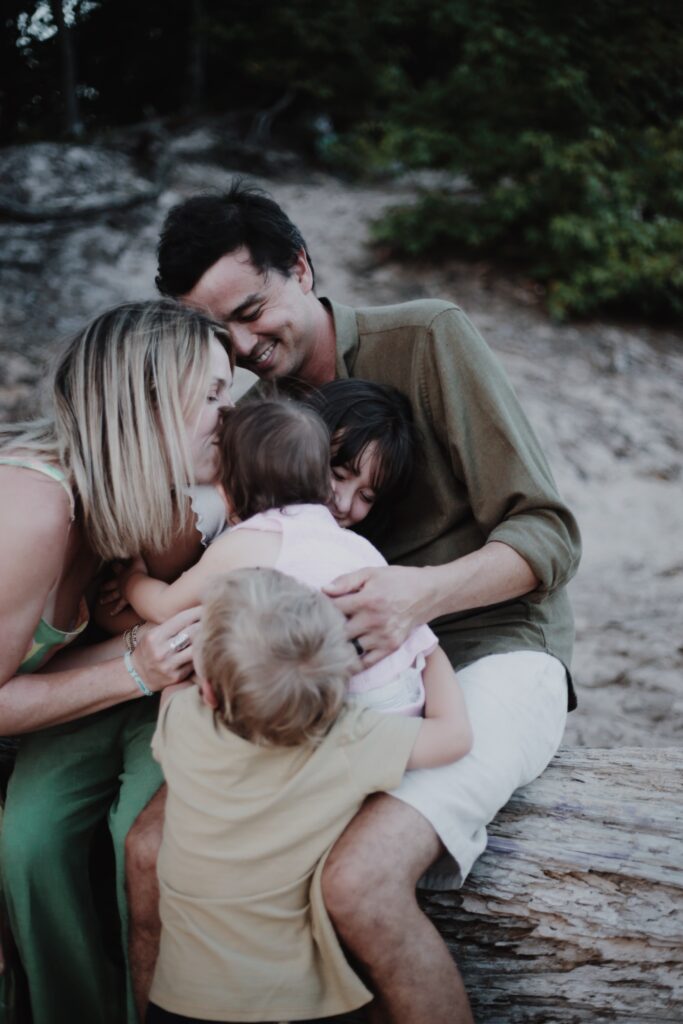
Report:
330,441,380,528
187,338,234,484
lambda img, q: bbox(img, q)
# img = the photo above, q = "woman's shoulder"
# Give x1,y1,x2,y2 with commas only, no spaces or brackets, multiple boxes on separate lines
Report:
0,459,74,530
0,455,74,513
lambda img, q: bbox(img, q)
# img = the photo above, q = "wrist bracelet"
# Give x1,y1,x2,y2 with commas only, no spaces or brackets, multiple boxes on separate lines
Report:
124,650,154,697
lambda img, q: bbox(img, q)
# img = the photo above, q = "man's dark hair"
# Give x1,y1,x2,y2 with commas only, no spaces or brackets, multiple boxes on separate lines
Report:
216,399,331,522
156,180,314,297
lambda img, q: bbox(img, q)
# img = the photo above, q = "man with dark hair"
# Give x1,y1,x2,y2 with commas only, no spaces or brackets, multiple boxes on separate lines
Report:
140,180,581,1023
156,181,315,298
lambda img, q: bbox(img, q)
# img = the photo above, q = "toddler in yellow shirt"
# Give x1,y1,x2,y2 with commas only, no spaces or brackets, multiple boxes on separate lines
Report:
147,566,470,1024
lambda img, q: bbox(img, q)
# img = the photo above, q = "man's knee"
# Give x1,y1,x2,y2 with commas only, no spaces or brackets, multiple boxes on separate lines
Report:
124,789,165,896
322,795,440,933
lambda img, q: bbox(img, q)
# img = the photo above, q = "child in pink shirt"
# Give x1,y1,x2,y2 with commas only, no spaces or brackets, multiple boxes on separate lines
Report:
122,392,464,716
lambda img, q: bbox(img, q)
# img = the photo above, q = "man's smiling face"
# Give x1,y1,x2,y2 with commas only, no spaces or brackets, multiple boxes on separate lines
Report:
182,247,318,382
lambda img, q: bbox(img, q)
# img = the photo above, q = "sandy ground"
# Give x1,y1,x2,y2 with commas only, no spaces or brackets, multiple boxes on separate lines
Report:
1,145,682,749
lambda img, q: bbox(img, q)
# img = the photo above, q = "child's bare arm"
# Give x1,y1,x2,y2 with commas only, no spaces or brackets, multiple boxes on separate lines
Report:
407,646,472,770
122,528,282,623
122,546,223,623
96,518,206,632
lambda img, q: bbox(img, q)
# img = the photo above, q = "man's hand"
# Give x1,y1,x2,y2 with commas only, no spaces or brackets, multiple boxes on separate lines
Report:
324,544,540,668
324,565,433,668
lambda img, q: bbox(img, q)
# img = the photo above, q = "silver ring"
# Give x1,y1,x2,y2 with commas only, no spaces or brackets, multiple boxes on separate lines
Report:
169,632,190,653
351,637,364,657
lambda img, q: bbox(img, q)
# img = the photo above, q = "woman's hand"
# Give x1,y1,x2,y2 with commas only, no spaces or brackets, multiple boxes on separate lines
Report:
131,607,202,692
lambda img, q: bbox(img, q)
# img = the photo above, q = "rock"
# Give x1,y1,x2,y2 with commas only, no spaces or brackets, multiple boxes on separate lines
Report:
0,143,161,222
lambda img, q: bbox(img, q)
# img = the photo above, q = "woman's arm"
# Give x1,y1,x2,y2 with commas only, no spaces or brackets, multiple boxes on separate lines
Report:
0,468,200,731
407,646,472,770
0,608,201,734
0,468,74,684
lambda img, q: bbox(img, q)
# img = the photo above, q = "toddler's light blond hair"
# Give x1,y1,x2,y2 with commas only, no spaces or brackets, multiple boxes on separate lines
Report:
199,568,359,746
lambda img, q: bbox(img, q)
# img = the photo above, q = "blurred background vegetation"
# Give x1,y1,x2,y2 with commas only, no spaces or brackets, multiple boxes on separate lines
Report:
2,0,683,320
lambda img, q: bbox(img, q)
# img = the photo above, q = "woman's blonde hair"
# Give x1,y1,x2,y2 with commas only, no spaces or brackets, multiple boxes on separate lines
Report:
199,568,358,747
0,299,231,559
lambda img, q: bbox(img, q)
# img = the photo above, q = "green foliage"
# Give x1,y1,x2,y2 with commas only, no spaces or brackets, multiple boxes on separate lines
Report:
375,121,683,319
366,0,683,319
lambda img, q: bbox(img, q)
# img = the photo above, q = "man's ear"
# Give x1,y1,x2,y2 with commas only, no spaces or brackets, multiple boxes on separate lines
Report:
199,675,220,709
292,248,314,294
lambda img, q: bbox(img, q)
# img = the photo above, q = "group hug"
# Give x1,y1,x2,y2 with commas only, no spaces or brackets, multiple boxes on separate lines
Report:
0,181,580,1024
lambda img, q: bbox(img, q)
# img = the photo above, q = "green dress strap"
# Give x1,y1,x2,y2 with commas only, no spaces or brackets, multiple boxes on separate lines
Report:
19,599,89,674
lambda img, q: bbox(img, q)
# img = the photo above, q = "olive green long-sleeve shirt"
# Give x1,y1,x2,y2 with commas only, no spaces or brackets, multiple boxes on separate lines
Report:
327,298,581,707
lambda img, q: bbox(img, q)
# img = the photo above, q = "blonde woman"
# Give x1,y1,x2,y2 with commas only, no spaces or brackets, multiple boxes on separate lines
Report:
0,300,233,1024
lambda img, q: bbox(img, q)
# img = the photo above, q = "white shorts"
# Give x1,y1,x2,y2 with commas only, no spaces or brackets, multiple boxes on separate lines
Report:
388,650,569,890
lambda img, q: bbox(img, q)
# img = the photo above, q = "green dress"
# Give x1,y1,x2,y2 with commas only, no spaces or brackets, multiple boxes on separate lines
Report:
0,458,163,1024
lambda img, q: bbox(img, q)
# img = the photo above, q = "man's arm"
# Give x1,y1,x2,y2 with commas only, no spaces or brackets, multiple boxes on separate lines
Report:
326,306,580,667
326,542,536,667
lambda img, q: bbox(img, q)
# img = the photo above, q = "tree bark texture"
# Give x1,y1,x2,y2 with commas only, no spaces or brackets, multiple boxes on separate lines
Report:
415,746,683,1022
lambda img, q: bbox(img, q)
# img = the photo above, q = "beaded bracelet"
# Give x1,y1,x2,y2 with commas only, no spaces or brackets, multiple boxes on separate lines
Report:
124,650,154,697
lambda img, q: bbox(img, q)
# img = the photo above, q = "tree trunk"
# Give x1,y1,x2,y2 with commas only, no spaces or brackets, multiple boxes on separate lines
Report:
49,0,82,139
187,0,206,111
417,747,683,1022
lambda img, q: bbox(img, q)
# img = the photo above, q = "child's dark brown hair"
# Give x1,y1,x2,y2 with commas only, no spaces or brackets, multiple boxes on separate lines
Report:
304,379,417,532
216,399,332,522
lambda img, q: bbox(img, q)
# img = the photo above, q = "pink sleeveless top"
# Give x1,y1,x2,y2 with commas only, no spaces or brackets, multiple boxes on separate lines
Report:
231,505,438,715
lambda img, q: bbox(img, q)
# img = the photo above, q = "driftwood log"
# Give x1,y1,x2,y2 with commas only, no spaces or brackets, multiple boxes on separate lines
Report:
326,747,682,1024
421,746,683,1022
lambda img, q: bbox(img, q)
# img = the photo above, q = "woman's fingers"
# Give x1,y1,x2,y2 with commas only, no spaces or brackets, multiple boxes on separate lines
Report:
135,610,202,691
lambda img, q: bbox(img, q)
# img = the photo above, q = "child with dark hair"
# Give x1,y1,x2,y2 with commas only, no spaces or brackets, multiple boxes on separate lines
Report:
304,378,417,532
121,399,468,719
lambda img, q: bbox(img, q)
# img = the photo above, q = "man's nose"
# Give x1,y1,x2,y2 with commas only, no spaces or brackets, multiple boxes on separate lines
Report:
229,322,257,357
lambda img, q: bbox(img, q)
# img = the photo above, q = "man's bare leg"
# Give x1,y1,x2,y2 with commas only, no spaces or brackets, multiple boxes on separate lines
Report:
322,793,474,1024
126,785,166,1022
